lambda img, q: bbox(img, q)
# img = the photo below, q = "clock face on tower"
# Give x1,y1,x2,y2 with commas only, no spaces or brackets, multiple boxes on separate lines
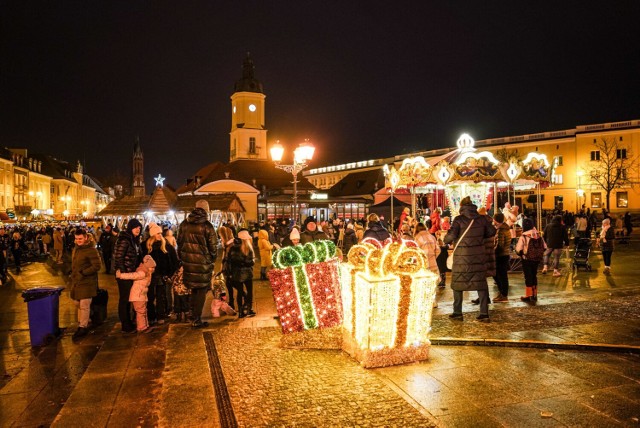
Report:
249,104,256,112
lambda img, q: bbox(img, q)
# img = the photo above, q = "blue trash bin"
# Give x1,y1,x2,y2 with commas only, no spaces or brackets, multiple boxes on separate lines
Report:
22,287,65,347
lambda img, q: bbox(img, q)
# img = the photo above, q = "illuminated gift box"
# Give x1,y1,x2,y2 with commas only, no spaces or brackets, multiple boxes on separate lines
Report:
342,238,439,368
268,240,343,345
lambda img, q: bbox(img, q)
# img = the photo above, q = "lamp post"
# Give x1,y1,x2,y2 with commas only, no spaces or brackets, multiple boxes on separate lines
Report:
270,139,315,225
60,195,71,219
576,170,584,213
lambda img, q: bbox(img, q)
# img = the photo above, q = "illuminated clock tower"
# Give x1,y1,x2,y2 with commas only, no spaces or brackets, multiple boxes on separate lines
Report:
132,135,145,197
229,53,267,162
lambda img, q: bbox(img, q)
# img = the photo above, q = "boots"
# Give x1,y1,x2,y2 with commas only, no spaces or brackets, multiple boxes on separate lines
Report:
260,268,267,280
532,286,538,302
520,286,535,304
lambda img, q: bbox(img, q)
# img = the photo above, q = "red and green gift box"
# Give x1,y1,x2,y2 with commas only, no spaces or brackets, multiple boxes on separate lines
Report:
268,240,342,334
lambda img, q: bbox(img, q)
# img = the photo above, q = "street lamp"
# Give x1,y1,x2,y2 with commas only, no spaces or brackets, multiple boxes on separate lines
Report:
270,139,315,224
576,170,585,212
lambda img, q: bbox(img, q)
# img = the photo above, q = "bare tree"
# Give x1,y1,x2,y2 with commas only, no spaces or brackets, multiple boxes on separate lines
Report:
583,137,638,212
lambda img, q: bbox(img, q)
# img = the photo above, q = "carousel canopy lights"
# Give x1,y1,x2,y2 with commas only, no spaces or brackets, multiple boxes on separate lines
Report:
523,152,550,168
456,150,500,166
456,133,475,151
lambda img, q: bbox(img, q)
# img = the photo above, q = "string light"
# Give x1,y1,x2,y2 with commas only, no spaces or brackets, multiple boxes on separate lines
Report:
269,240,342,334
342,238,439,368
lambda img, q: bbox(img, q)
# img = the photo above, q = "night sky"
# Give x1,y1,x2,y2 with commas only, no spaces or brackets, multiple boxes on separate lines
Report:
2,1,639,190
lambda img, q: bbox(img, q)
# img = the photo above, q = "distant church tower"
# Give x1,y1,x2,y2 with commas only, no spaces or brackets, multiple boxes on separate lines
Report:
132,136,145,197
229,53,267,162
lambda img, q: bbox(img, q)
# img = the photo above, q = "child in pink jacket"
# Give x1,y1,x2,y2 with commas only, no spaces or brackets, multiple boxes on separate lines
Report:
117,255,156,333
211,273,236,318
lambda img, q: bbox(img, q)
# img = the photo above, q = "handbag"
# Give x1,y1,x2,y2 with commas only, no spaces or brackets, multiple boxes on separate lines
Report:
446,219,475,270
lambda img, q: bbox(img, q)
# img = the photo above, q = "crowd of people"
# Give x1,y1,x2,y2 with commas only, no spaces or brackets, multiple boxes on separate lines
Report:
25,196,627,339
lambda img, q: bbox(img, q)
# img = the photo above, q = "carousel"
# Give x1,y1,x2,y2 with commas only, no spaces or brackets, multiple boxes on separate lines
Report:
383,134,551,227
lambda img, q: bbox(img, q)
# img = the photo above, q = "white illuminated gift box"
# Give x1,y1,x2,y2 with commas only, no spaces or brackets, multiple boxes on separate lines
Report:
341,238,439,368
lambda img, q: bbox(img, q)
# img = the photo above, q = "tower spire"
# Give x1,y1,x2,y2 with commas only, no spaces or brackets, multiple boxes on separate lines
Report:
132,135,145,197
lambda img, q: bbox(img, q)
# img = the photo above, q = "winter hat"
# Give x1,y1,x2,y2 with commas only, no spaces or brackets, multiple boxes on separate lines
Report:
522,218,535,232
126,218,143,233
237,229,251,240
304,216,317,226
148,222,162,236
142,255,156,270
195,199,210,212
460,196,473,206
290,228,300,240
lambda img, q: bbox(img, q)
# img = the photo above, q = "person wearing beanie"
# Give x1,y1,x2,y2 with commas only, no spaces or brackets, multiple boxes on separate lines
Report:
300,216,328,244
70,228,102,340
113,218,143,333
178,200,218,328
443,195,497,322
343,222,358,255
117,255,156,333
281,227,301,247
515,217,547,303
226,229,256,318
142,222,179,324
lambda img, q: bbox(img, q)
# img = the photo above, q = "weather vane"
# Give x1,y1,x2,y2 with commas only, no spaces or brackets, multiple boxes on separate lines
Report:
154,174,165,187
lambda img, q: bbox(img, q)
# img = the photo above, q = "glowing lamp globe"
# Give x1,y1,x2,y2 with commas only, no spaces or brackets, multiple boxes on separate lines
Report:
270,141,285,162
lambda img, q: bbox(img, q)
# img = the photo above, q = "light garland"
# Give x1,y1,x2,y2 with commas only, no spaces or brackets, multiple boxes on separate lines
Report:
268,240,342,335
342,238,439,368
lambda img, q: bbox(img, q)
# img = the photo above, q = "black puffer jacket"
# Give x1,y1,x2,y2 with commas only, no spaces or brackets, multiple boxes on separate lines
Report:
363,221,392,241
226,239,255,283
543,216,568,249
143,239,179,278
113,231,141,273
177,208,218,289
444,203,496,291
300,229,328,244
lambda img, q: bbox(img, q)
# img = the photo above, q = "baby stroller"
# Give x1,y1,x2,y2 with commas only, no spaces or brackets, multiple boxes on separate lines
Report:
572,238,592,271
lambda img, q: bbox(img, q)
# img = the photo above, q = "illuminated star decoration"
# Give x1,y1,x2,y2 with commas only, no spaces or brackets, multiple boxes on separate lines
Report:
154,174,165,187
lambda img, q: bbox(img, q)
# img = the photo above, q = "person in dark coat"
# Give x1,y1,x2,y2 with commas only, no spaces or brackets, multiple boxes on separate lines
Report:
343,223,358,254
143,222,179,324
177,200,218,328
226,229,256,318
541,215,569,276
624,212,633,237
362,213,392,242
444,196,496,321
598,218,615,274
471,207,496,305
300,217,329,244
98,224,117,274
114,218,143,333
491,213,512,302
70,229,102,340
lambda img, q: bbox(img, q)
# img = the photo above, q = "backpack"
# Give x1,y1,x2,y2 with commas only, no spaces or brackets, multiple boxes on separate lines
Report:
524,236,544,262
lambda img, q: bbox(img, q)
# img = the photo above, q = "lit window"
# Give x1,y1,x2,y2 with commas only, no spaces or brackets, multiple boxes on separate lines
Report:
249,137,256,154
617,192,628,208
591,193,601,208
554,156,563,166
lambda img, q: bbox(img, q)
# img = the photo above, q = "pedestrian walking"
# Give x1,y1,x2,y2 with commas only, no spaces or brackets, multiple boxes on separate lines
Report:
624,212,633,237
444,196,496,322
177,199,218,328
113,219,143,333
117,255,157,333
10,231,26,274
597,218,615,274
258,229,278,280
227,229,256,318
491,212,511,302
98,224,117,274
343,223,358,254
70,229,102,340
541,215,569,276
516,218,547,303
53,227,64,264
218,224,237,308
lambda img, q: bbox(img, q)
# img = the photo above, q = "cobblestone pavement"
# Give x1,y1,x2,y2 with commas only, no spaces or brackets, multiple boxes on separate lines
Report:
2,240,640,427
